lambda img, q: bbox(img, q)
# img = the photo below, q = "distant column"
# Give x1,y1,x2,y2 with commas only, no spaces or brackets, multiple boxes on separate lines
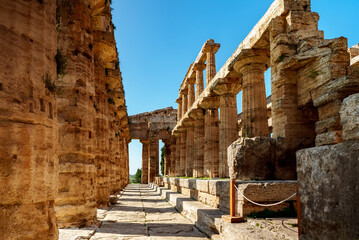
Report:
182,91,188,117
176,98,182,120
188,78,195,108
204,40,220,85
193,109,205,178
140,139,149,183
148,138,159,183
180,130,187,176
185,120,195,177
175,134,181,176
194,63,206,98
170,136,177,176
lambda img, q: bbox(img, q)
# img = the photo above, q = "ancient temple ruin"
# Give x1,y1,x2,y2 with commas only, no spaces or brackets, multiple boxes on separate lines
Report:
0,0,358,239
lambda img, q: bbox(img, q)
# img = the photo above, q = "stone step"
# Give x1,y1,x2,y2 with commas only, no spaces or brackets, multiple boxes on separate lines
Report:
151,183,298,240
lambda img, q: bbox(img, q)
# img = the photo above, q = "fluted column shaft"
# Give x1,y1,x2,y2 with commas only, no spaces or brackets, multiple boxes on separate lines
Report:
186,122,195,177
204,109,219,178
182,93,188,117
206,51,216,85
177,99,182,120
194,110,205,178
188,79,195,108
148,139,159,183
241,64,269,137
195,64,206,98
219,93,238,178
179,131,187,176
175,136,181,176
170,138,176,176
140,139,149,184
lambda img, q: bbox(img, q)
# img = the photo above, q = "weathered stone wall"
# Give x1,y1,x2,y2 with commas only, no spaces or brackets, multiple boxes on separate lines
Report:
297,93,359,240
55,0,97,228
0,0,59,239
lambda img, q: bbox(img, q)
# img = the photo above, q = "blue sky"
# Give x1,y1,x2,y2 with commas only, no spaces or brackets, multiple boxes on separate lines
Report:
112,0,359,174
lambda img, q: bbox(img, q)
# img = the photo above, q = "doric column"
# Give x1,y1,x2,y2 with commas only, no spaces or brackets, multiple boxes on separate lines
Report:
203,40,220,85
148,138,159,183
182,91,188,117
170,136,177,176
188,78,195,108
185,120,195,177
176,98,182,120
163,141,171,176
202,97,220,178
140,139,149,184
193,109,205,178
194,63,206,98
239,63,269,138
179,129,187,176
175,133,181,176
217,82,239,178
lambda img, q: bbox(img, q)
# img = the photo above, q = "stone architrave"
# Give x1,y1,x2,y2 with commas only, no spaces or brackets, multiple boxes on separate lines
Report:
140,139,149,183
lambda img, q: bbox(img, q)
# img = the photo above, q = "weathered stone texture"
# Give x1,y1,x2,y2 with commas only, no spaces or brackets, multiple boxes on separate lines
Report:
0,0,59,239
297,141,359,240
55,0,97,228
340,93,359,141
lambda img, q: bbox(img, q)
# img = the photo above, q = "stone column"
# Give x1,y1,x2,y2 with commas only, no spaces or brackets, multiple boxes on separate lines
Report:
203,99,220,178
219,87,239,178
203,40,220,85
194,63,206,98
140,139,149,184
188,78,195,107
176,98,182,120
170,136,177,176
185,120,195,177
193,109,205,177
239,64,269,138
164,141,171,176
0,1,58,238
182,91,188,117
148,138,159,183
180,129,187,176
175,134,181,176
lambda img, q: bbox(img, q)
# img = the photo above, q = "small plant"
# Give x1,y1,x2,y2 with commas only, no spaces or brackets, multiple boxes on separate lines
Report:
277,54,286,63
56,18,62,35
108,97,115,105
55,49,67,80
42,72,63,95
308,70,321,79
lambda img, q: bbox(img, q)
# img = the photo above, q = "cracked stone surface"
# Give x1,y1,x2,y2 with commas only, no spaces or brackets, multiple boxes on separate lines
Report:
61,184,208,240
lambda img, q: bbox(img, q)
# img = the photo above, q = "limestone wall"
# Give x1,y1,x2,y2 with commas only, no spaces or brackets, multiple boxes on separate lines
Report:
0,0,59,239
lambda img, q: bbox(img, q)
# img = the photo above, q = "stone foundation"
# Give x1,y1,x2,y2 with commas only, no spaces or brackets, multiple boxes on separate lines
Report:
160,177,297,216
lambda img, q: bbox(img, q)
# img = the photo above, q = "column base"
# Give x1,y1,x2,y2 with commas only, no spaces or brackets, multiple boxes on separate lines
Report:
222,215,245,223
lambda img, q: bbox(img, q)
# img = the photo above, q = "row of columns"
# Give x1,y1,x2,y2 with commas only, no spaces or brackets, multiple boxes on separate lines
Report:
140,138,159,183
169,47,270,178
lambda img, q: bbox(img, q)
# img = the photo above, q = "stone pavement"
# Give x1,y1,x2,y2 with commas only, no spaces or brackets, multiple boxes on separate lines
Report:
60,184,208,240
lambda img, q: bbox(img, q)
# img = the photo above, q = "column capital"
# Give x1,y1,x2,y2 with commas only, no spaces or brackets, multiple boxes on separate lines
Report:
237,62,268,75
176,97,182,104
187,77,196,85
213,78,242,96
180,89,188,96
202,39,220,54
193,63,206,71
232,49,269,74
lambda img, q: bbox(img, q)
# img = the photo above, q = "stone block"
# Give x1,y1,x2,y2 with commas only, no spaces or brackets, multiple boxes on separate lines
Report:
297,141,359,240
340,93,359,141
228,137,276,180
196,180,209,193
315,131,342,146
